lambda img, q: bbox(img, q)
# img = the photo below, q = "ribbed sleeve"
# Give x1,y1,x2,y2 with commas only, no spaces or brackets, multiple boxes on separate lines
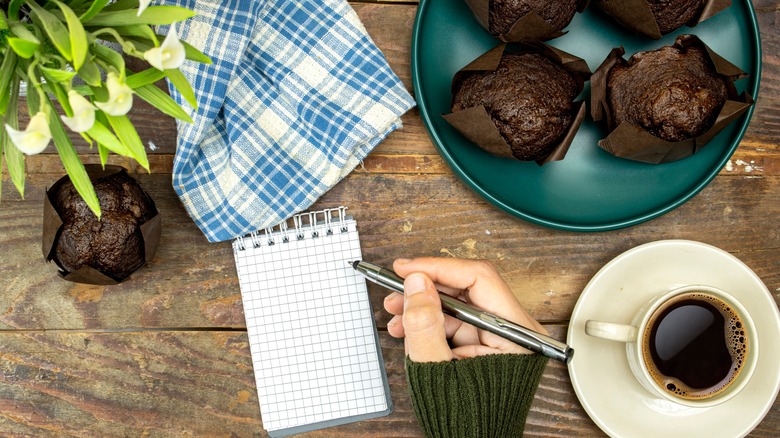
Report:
405,354,548,438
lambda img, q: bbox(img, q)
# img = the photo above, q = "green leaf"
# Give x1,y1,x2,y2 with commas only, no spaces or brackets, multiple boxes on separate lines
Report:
90,42,125,74
86,6,196,27
2,76,25,197
126,68,165,88
133,82,193,123
103,0,140,12
52,0,89,70
0,48,18,115
10,22,39,41
72,84,94,96
181,41,212,65
7,0,23,21
79,131,93,148
67,0,92,13
89,82,108,102
26,1,73,61
165,68,197,109
77,59,102,86
91,24,159,45
40,70,71,114
78,0,110,23
0,10,8,31
39,65,77,83
46,96,101,219
25,76,41,113
7,37,40,58
98,142,109,166
8,23,41,59
105,114,149,171
86,119,132,157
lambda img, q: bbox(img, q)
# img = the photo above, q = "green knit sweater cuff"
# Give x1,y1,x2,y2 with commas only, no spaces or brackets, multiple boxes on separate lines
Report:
405,354,548,438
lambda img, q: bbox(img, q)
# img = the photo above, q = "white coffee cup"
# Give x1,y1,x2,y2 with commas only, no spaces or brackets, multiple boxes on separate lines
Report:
585,285,758,408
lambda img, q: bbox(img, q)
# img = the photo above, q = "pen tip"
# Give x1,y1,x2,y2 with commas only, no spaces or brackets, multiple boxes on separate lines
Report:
346,260,359,269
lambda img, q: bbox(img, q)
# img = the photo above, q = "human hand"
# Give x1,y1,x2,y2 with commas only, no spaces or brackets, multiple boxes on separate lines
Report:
384,257,548,362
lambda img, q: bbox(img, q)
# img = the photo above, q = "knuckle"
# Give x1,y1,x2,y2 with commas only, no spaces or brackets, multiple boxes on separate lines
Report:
403,304,444,332
472,259,497,276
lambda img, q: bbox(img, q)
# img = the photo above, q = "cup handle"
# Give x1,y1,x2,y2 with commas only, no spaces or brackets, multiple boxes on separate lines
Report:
585,320,637,342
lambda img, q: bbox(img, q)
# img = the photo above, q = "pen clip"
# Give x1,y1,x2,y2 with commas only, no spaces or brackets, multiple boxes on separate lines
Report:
493,315,540,338
482,313,543,347
483,312,573,363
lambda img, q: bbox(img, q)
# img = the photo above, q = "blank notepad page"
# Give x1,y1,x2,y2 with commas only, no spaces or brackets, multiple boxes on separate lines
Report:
232,208,392,437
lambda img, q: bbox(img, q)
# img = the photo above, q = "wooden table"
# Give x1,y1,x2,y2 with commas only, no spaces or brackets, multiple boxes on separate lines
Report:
2,1,778,436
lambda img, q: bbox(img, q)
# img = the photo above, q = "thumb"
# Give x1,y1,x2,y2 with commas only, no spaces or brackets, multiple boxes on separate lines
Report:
403,273,453,362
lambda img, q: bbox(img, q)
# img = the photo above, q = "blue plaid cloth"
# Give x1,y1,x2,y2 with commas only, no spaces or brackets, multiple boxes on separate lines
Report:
159,0,415,242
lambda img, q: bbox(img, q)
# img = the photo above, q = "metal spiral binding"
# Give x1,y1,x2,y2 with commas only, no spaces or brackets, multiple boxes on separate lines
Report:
293,214,304,240
234,207,347,251
325,209,333,235
339,206,348,232
250,231,261,248
307,211,316,238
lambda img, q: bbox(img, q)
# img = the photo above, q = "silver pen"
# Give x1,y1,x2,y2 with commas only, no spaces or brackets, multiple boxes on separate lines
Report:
350,260,573,364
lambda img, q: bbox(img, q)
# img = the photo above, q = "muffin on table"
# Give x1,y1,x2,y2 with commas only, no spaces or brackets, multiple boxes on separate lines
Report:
446,44,590,163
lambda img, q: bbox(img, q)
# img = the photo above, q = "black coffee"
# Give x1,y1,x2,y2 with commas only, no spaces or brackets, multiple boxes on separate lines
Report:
643,292,748,400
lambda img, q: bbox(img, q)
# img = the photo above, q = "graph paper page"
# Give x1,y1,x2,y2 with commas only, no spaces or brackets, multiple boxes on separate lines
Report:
233,216,391,437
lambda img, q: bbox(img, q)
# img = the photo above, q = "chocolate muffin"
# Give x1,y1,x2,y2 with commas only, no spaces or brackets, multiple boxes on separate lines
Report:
52,170,157,281
451,52,579,161
649,0,707,34
607,37,728,142
489,0,579,35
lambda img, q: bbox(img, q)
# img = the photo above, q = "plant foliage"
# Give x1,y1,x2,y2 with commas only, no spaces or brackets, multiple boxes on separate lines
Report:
0,0,209,218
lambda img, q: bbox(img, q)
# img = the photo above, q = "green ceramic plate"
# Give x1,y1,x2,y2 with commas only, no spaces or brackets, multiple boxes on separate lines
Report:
411,1,761,231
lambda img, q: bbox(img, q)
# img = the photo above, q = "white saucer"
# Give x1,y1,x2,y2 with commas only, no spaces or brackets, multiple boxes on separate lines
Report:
567,240,780,438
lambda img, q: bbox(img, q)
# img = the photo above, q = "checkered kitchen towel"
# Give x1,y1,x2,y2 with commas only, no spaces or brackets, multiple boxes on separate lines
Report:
159,0,415,242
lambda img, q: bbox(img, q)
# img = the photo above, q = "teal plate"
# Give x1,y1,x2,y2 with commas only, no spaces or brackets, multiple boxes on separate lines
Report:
411,1,761,231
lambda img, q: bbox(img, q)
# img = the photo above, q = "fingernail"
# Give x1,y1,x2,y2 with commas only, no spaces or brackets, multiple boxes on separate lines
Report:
395,258,412,265
405,274,428,296
384,293,398,306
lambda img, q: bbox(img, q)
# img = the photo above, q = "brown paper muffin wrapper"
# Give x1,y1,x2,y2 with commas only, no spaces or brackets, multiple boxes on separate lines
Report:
465,0,590,42
592,0,732,39
443,43,591,165
591,35,753,164
42,164,161,285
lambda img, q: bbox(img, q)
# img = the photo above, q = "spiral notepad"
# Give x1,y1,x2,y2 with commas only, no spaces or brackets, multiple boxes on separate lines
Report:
232,207,392,437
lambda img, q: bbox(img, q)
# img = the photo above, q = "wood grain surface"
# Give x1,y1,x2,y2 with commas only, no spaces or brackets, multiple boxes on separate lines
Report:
1,1,778,436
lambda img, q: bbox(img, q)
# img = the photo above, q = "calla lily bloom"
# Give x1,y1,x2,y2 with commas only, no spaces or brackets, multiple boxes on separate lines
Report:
5,112,52,155
60,90,97,133
95,72,134,116
137,0,152,16
143,25,186,71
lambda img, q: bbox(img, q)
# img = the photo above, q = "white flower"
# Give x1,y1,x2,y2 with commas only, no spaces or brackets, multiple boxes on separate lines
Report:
60,90,97,133
5,112,52,155
95,72,134,116
143,24,186,71
137,0,152,16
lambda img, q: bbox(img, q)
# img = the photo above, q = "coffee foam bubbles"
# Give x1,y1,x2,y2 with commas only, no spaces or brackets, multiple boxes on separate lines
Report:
641,292,748,401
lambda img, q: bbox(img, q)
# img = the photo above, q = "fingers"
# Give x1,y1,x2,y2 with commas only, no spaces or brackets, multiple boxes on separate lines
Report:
452,344,506,359
394,257,503,293
393,257,548,336
386,257,550,359
384,292,465,340
402,273,453,362
383,292,404,315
